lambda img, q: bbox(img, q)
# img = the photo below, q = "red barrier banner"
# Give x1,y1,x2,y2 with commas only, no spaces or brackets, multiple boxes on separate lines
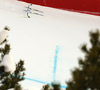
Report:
18,0,100,16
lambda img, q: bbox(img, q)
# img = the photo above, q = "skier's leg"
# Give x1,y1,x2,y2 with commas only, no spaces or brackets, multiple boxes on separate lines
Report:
27,12,28,17
27,12,30,18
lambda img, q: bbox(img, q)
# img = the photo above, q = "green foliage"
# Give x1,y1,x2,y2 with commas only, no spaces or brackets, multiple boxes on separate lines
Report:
0,44,11,59
42,84,50,90
4,26,10,31
66,30,100,90
42,82,61,90
14,84,22,90
0,26,25,90
52,82,61,90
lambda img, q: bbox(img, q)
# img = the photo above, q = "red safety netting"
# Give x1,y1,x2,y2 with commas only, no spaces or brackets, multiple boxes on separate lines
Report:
18,0,100,16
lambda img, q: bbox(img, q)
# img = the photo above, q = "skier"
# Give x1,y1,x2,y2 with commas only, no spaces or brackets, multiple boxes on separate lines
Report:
26,4,32,18
24,3,43,17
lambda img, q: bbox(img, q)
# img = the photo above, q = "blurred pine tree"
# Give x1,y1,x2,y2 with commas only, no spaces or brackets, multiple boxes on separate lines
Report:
0,26,25,90
66,30,100,90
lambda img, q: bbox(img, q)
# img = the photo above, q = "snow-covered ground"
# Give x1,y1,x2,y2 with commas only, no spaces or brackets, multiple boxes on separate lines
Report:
0,0,100,90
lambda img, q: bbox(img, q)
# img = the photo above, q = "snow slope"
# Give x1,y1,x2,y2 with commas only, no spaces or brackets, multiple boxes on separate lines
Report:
0,0,100,90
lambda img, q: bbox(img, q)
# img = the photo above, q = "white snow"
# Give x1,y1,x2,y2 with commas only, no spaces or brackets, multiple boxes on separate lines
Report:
0,0,100,90
0,53,16,74
0,29,9,44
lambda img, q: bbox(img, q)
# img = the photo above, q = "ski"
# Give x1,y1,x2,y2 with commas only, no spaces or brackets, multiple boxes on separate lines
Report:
31,9,43,13
32,12,44,16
